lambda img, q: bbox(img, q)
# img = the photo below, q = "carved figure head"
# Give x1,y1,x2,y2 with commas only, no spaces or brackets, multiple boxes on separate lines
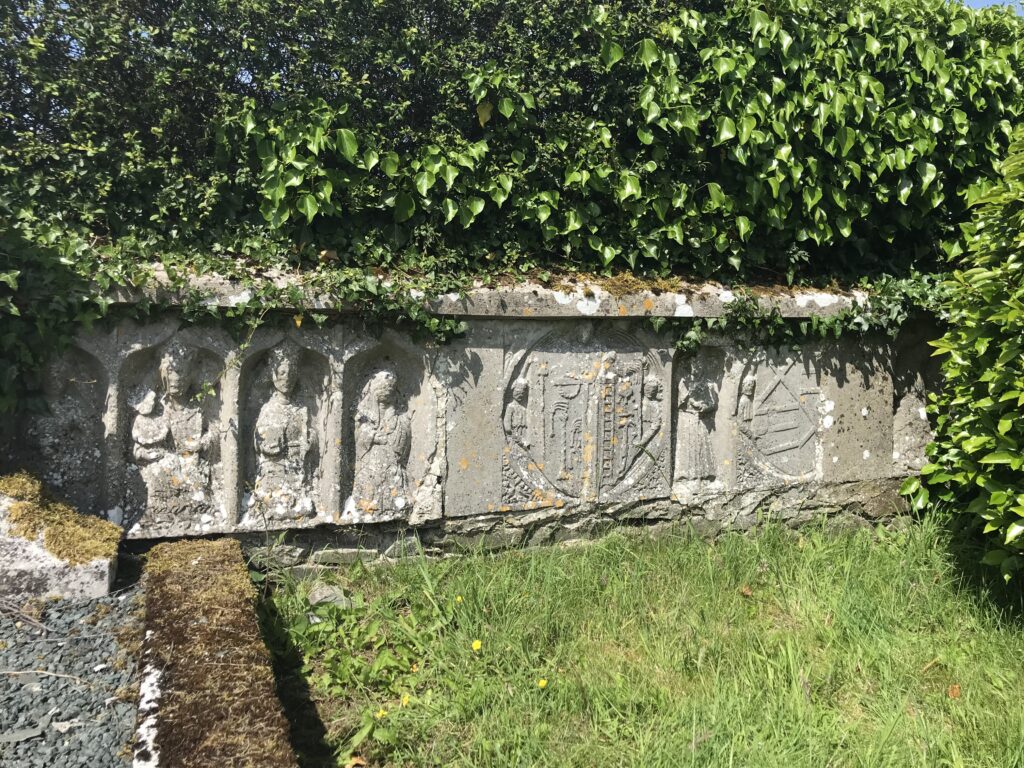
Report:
740,375,756,398
644,378,661,400
159,340,196,399
269,344,299,395
367,368,399,406
577,322,594,345
512,378,529,403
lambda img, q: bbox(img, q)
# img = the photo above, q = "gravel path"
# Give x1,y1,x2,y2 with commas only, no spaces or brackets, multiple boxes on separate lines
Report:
0,577,143,768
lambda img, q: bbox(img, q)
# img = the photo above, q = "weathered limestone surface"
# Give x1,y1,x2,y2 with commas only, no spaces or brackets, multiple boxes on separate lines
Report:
2,283,936,543
0,497,116,599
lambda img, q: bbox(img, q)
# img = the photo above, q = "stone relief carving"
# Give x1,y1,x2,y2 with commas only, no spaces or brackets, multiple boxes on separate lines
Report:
501,323,669,507
247,343,321,523
24,352,106,510
734,358,820,482
674,378,718,483
345,367,412,521
128,339,221,526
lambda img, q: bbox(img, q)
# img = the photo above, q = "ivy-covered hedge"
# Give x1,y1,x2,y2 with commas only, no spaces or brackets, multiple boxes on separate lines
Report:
904,126,1024,579
2,0,1023,284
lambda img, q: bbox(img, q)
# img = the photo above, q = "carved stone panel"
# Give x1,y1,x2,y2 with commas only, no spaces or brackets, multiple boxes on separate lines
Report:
732,356,821,485
122,337,225,535
241,340,329,527
21,350,106,511
500,322,670,509
340,334,442,525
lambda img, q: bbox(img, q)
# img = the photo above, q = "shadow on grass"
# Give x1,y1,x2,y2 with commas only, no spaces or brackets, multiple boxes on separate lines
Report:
257,594,337,768
941,515,1024,623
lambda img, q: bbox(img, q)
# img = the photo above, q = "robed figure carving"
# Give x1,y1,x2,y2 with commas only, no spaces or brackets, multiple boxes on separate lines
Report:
674,378,717,482
251,344,317,521
347,368,412,517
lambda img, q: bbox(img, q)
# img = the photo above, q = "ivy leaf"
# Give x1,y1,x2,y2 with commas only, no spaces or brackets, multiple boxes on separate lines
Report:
336,129,358,162
714,116,737,145
477,102,494,127
296,193,318,223
638,39,660,69
837,126,856,157
441,198,458,224
917,161,938,191
459,196,486,227
362,150,379,171
394,191,416,222
498,98,515,119
381,152,400,177
602,40,624,69
617,172,642,202
414,171,436,197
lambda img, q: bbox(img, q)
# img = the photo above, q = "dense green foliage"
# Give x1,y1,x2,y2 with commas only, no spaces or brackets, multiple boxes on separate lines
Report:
904,125,1024,579
1,0,1023,409
261,523,1024,766
2,0,1023,281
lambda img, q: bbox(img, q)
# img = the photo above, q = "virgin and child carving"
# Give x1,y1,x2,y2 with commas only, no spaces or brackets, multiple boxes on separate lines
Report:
346,367,412,519
250,344,319,521
130,340,218,515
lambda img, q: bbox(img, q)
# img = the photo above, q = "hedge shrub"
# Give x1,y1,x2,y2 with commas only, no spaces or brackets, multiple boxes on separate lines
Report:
904,125,1024,579
2,0,1023,283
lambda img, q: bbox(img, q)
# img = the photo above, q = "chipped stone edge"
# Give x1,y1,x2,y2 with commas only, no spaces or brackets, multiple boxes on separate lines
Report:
106,270,869,319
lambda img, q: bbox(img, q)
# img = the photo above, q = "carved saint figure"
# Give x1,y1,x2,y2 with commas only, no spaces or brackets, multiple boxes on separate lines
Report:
251,345,317,521
348,368,412,517
737,375,757,430
641,378,663,445
504,378,530,448
674,378,717,482
131,341,217,512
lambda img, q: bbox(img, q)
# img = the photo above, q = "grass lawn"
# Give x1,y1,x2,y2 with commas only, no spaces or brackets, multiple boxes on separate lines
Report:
259,520,1024,768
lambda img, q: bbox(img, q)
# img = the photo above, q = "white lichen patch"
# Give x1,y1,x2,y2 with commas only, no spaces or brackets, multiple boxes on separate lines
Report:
576,296,601,315
795,292,841,308
673,295,695,317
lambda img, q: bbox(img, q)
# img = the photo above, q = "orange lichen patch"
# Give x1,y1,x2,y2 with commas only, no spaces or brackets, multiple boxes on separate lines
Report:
523,307,534,316
618,304,628,316
1,472,120,565
642,297,655,312
458,457,471,471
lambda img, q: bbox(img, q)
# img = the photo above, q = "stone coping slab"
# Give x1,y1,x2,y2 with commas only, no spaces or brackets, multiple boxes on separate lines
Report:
0,495,117,600
106,268,869,318
133,539,297,768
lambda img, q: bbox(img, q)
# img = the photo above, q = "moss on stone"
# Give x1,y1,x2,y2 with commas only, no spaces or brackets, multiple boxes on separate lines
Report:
1,472,121,565
0,471,46,504
142,539,297,768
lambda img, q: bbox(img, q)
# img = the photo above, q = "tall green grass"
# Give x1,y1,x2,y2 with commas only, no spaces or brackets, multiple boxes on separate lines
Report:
263,520,1024,767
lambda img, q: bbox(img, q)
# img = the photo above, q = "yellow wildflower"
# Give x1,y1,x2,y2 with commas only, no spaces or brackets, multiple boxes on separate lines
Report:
537,678,548,689
472,639,482,652
455,595,463,604
375,708,388,719
401,694,410,707
410,662,419,673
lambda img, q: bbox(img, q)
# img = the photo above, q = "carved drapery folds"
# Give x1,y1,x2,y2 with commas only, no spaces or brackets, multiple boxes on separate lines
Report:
345,367,412,521
247,341,323,524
